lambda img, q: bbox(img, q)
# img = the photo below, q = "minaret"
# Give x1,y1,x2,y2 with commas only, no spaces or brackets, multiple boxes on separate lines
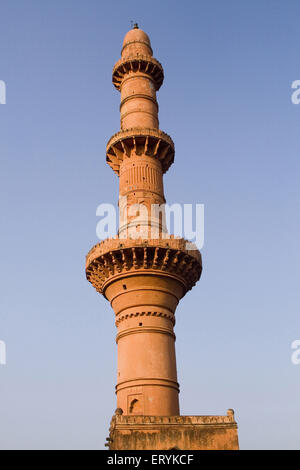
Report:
86,25,239,450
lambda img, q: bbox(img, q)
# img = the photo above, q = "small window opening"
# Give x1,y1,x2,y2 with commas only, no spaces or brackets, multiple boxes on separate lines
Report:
129,399,139,413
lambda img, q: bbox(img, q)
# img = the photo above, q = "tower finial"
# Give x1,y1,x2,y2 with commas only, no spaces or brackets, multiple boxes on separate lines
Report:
130,20,138,29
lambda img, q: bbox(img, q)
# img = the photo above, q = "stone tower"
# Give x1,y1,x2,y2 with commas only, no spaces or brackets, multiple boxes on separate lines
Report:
86,25,239,450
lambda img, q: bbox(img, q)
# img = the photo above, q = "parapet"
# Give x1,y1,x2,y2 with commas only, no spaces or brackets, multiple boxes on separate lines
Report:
106,410,239,450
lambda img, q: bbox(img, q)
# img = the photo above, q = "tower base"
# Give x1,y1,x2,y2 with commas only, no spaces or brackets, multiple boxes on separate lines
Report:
106,410,239,450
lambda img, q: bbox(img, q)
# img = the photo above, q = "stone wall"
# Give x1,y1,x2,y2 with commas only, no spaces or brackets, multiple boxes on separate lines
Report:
107,410,239,450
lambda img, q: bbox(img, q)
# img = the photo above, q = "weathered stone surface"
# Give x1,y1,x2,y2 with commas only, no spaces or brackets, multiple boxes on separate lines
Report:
106,410,239,450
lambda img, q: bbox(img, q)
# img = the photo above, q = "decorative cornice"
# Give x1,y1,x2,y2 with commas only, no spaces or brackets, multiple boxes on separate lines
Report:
86,236,201,266
106,127,174,175
112,55,164,91
86,236,202,295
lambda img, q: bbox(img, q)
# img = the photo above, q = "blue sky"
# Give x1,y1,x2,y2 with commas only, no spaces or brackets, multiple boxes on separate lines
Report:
0,0,299,449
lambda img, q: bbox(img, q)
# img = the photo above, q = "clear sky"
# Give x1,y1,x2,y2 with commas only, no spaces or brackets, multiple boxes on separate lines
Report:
0,0,299,450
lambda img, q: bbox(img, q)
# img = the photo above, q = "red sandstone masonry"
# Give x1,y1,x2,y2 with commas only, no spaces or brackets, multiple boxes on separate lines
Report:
86,24,239,450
